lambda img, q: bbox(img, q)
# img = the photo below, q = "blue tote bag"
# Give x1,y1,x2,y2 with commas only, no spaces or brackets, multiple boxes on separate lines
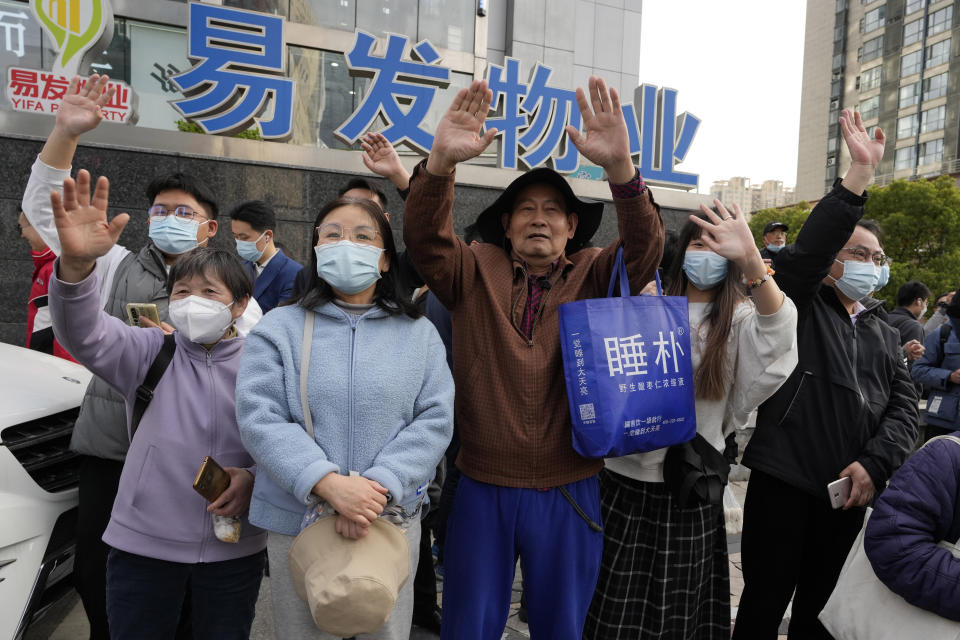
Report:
559,248,697,458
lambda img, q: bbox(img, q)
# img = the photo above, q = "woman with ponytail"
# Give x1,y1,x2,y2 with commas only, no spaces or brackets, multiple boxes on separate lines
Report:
584,201,798,639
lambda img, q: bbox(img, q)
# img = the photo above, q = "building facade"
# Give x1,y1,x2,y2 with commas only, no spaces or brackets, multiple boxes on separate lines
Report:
710,177,795,213
796,0,960,201
0,0,710,345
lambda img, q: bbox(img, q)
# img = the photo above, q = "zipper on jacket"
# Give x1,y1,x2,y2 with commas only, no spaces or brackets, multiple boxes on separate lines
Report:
199,347,216,561
347,318,358,474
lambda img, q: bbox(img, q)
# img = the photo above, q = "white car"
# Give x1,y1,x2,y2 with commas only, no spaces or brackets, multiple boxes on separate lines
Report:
0,343,91,640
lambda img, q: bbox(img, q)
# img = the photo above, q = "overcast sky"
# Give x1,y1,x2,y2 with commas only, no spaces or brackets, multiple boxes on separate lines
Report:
638,0,807,194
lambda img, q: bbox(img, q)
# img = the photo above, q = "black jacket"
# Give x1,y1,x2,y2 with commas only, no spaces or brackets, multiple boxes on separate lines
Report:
742,184,919,499
888,306,925,346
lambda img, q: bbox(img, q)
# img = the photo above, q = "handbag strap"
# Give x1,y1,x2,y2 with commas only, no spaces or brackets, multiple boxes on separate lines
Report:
300,310,315,439
606,247,632,298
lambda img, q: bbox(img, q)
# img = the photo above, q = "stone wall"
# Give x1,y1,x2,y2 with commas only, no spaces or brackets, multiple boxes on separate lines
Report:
0,134,691,347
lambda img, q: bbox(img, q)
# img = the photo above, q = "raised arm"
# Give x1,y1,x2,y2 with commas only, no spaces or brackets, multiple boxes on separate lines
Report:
403,81,498,309
22,75,115,253
773,110,885,311
47,169,162,397
569,76,662,292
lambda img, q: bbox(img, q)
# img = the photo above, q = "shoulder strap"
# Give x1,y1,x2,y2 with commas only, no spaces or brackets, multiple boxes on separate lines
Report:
131,333,177,438
300,310,315,439
937,323,951,366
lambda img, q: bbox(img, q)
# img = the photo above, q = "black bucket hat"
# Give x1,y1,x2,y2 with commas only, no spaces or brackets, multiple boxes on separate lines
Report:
475,167,604,255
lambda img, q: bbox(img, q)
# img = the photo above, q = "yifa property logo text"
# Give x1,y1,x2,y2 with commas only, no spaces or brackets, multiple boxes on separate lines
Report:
5,0,137,123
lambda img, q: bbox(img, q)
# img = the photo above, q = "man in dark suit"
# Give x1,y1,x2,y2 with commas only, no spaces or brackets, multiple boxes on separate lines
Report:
229,200,301,313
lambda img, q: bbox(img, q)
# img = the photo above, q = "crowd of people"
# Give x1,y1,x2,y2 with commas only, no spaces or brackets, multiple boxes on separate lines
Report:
15,71,960,640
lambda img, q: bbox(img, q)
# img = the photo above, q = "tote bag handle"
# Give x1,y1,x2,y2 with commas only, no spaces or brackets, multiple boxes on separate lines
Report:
606,247,662,299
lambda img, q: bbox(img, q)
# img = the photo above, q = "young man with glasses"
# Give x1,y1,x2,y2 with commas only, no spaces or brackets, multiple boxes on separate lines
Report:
733,110,919,639
19,74,261,640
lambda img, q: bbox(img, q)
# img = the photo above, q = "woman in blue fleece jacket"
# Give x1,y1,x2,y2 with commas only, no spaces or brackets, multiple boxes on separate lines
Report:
236,196,454,640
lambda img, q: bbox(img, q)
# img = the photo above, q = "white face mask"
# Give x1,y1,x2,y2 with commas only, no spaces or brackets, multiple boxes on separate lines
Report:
168,295,235,343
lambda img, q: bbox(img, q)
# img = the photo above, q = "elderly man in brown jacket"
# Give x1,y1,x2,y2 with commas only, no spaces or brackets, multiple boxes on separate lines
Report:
403,76,663,639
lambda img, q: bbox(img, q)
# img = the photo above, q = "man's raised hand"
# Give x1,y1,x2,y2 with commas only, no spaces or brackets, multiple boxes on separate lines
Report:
566,76,634,184
54,75,116,139
839,108,886,195
51,169,129,283
426,80,498,175
361,131,410,190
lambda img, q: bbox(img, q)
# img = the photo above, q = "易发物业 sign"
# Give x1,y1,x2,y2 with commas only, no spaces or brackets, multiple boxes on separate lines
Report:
5,2,701,190
5,0,136,123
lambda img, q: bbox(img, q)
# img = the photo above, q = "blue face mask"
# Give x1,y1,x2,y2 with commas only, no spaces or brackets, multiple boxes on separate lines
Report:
314,241,383,294
765,244,783,253
830,259,879,302
149,216,207,255
236,231,268,262
682,250,729,290
875,264,890,290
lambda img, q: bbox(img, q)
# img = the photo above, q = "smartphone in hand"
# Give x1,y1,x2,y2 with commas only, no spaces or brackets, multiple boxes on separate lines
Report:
193,456,231,503
827,476,852,509
125,302,161,327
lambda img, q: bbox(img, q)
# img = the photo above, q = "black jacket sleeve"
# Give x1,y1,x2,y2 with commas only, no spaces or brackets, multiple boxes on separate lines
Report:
858,352,920,490
772,183,866,313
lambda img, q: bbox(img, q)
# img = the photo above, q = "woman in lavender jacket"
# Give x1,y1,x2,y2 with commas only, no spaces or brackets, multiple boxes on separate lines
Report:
46,170,266,639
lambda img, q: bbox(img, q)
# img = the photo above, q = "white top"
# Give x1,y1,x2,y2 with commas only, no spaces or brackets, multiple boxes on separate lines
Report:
604,297,799,483
254,249,276,276
22,157,263,334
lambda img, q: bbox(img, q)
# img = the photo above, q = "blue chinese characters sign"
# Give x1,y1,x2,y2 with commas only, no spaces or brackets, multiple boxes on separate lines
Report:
172,3,295,140
168,10,700,190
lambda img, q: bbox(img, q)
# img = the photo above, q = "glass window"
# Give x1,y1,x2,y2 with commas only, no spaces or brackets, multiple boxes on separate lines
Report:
355,0,418,42
127,22,190,131
833,52,844,69
921,105,946,132
418,0,475,53
827,136,839,152
860,65,882,91
287,46,367,149
860,35,883,62
76,18,129,81
923,72,948,99
836,0,848,11
0,0,57,79
899,81,920,107
895,145,916,169
919,138,943,165
904,18,922,45
897,113,918,139
859,95,880,119
901,50,922,76
221,0,289,16
291,0,356,30
906,0,926,15
862,5,885,33
926,39,951,68
928,6,952,36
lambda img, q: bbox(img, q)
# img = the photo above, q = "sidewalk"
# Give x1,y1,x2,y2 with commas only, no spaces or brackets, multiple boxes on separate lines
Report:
31,480,788,640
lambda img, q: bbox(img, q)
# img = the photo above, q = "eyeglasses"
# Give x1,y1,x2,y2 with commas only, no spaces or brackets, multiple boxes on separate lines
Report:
316,222,381,245
148,205,208,221
839,246,891,266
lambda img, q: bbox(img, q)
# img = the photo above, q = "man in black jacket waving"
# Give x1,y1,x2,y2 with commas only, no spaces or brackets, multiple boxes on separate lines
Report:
732,110,919,639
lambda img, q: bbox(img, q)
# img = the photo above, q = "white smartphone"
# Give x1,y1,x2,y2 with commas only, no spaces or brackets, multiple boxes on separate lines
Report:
827,476,852,509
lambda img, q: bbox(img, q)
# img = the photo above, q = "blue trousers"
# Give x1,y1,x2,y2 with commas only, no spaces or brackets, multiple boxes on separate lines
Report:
106,548,265,640
441,474,603,640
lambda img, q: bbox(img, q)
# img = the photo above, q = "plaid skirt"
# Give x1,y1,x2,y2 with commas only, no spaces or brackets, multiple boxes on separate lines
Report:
583,468,730,640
